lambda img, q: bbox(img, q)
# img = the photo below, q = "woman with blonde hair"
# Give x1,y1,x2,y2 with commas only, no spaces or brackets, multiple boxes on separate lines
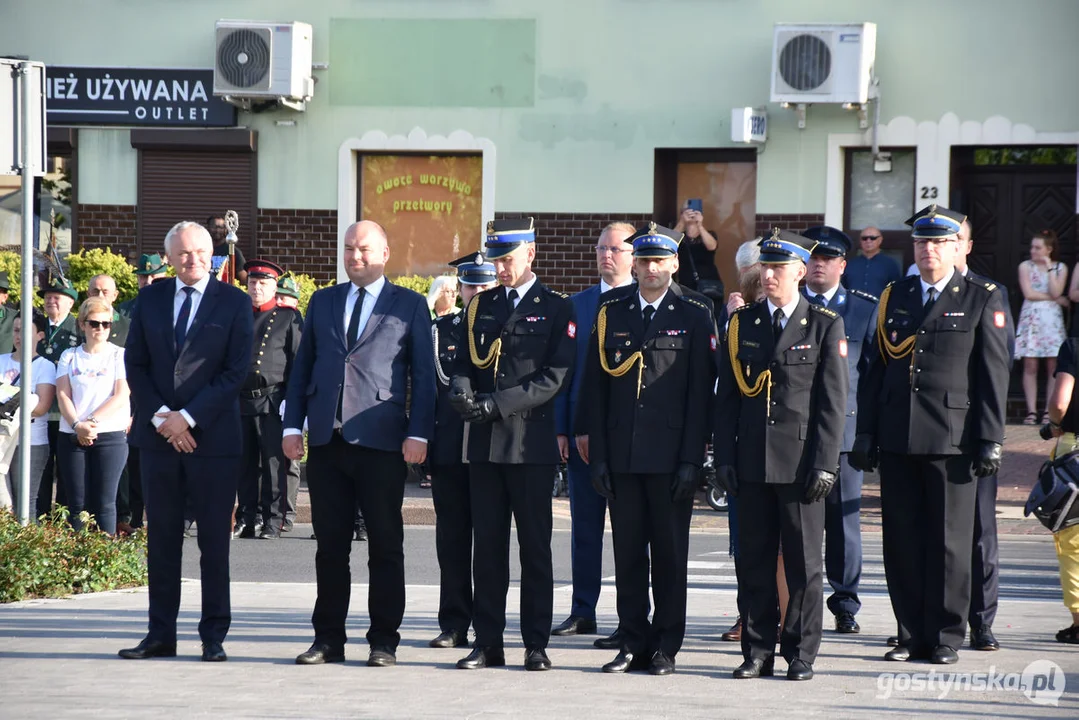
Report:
427,276,460,319
55,296,130,534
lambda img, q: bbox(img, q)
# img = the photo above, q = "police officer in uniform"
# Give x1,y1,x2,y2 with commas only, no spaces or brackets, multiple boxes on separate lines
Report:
850,205,1010,665
801,226,878,635
714,229,848,681
235,260,302,539
428,253,498,649
584,224,715,676
449,218,576,671
37,276,81,517
274,273,304,532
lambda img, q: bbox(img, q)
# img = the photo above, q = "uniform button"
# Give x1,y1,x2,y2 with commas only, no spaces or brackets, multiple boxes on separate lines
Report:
771,362,778,368
800,355,807,361
639,403,644,408
770,401,777,407
918,330,926,335
917,349,924,354
915,368,921,373
912,386,918,392
175,369,181,376
768,420,775,425
259,351,264,356
640,384,646,390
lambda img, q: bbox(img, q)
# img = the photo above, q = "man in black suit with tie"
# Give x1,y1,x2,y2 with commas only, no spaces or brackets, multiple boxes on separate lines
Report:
284,220,436,668
120,221,254,662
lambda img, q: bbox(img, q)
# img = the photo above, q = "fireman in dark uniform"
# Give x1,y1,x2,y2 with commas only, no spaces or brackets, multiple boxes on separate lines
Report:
449,218,576,672
274,274,304,532
801,226,878,635
428,252,499,650
714,229,848,682
235,260,303,539
584,223,715,676
851,205,1010,665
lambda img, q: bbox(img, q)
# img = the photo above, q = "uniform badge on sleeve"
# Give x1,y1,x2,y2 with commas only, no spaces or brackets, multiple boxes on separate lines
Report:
839,339,848,358
567,321,577,338
993,311,1006,328
710,335,717,351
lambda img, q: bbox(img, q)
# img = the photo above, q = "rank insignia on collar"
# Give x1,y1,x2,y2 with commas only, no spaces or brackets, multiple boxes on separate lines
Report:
533,296,540,303
800,318,808,326
754,318,761,325
837,294,846,305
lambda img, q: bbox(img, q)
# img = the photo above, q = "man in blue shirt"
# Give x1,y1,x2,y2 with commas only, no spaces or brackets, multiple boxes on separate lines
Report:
842,226,901,297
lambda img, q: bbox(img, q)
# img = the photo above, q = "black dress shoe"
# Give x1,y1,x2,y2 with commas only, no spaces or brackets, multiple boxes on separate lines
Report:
885,645,910,662
201,642,227,662
593,629,623,650
930,645,959,665
733,656,774,679
971,626,1000,651
834,612,860,634
259,525,281,539
456,646,506,669
367,646,397,667
524,647,552,671
429,630,466,648
295,642,345,665
601,650,650,673
354,524,368,542
234,523,255,539
886,635,900,647
786,658,813,681
648,651,676,676
551,615,597,636
118,637,177,660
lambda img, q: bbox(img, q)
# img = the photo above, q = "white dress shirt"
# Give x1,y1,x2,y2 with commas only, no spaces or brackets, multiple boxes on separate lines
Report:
344,274,386,342
157,273,214,429
506,274,538,309
920,269,954,305
638,283,672,318
766,296,802,331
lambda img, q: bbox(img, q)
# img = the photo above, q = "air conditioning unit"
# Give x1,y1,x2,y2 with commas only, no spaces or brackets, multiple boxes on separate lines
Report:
770,22,876,105
214,20,314,109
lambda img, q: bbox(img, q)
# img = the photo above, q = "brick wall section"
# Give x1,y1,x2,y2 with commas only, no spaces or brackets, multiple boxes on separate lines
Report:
255,208,338,283
78,204,139,259
755,213,825,236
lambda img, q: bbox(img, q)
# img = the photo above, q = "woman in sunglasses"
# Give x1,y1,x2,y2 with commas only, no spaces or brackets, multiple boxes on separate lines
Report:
55,296,130,534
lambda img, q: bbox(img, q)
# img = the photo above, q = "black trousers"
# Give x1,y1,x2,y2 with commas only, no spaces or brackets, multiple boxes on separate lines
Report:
609,472,693,657
738,482,825,664
306,433,406,649
824,454,863,617
880,452,977,653
236,412,290,529
431,462,473,635
36,420,66,517
969,473,1000,631
116,445,145,527
142,449,239,645
469,462,553,650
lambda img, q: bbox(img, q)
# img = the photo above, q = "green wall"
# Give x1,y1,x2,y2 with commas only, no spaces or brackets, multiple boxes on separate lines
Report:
3,0,1077,214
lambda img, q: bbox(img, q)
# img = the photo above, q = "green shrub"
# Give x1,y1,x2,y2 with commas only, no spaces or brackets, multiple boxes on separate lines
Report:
65,248,139,304
393,275,435,298
291,273,333,316
0,506,147,603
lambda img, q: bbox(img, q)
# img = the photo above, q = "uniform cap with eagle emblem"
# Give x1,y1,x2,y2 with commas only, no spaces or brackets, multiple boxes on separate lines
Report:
628,222,683,258
758,228,817,264
905,204,966,239
484,218,535,259
448,251,498,285
802,225,852,258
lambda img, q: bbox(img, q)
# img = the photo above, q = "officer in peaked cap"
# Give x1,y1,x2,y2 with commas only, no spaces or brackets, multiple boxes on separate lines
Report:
714,228,848,681
801,225,878,637
427,252,499,650
0,271,16,354
448,217,576,671
582,223,715,676
235,259,303,539
850,204,1010,664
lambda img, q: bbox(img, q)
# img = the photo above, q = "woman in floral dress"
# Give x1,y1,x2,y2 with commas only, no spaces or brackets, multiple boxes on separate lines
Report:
1015,230,1068,424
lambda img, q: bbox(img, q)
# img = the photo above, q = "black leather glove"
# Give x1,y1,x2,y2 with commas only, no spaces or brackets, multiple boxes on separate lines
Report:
462,394,501,424
804,468,837,503
715,465,739,498
848,434,879,472
672,463,699,501
591,461,613,500
972,440,1003,478
448,381,474,417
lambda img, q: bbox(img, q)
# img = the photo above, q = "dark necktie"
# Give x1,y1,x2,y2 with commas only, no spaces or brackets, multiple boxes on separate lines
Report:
507,288,519,309
924,286,937,313
772,308,784,340
810,293,826,307
174,286,194,351
346,287,365,347
642,305,655,328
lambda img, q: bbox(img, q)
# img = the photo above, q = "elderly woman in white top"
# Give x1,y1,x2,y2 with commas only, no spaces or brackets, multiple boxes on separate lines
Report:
55,297,130,533
427,275,460,319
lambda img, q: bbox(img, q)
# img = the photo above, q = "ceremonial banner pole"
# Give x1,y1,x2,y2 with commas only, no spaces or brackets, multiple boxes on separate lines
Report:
224,210,239,284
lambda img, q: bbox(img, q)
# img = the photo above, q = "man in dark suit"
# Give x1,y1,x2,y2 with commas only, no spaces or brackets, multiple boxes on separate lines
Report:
427,253,498,649
714,229,848,682
551,221,636,647
585,224,715,676
801,226,878,636
449,218,576,671
119,221,253,662
851,205,1010,665
284,220,436,668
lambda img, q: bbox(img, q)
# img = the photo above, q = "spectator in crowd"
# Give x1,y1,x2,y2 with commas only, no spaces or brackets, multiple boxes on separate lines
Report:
36,277,80,519
55,297,130,534
276,275,301,310
86,274,131,346
0,271,16,354
0,313,56,518
1045,338,1079,644
117,253,168,318
206,215,248,284
1016,230,1068,425
842,226,901,297
274,273,303,530
673,202,723,302
427,276,460,319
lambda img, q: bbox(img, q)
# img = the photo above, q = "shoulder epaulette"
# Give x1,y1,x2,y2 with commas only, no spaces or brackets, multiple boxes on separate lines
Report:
848,288,879,303
543,285,569,299
678,295,711,314
732,300,762,314
600,294,626,308
808,303,838,319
